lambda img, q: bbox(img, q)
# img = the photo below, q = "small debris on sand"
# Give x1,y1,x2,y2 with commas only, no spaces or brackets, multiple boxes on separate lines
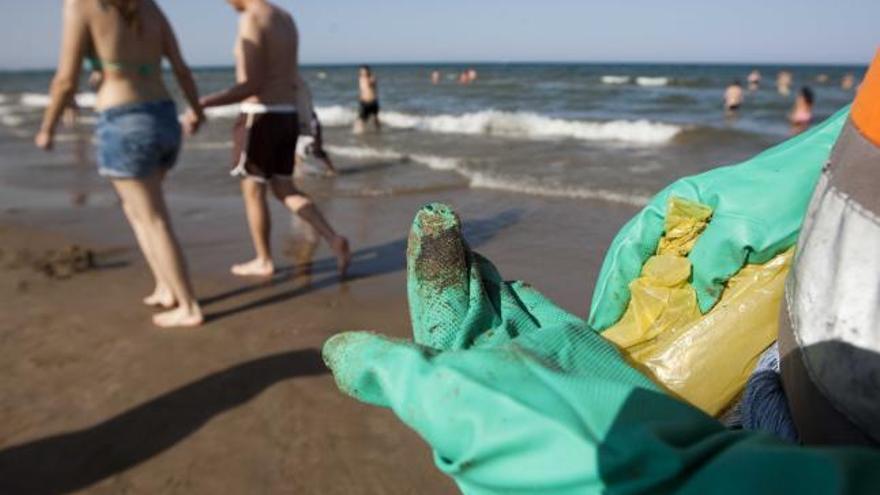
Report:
2,245,96,279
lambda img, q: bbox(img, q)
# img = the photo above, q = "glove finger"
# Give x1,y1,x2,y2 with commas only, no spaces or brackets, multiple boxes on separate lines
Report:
322,330,513,466
323,329,617,486
687,215,760,312
408,203,546,351
588,179,702,331
407,203,476,350
323,331,420,408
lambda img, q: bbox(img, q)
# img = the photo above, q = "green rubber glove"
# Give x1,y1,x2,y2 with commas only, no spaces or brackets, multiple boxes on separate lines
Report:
589,106,850,331
324,203,880,495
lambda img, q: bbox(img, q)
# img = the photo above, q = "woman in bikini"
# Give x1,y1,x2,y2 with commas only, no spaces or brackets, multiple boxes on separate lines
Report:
36,0,205,328
789,86,815,134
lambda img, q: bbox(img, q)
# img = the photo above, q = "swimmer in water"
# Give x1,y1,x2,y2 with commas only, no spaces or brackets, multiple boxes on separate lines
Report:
747,69,761,91
354,65,380,134
776,70,792,96
789,86,815,134
724,79,744,115
842,73,856,91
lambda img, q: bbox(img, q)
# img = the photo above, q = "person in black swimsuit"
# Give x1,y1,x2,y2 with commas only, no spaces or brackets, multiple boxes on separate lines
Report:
355,65,380,133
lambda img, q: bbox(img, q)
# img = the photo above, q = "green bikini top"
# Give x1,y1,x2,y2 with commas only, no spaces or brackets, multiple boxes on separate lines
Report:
85,56,156,77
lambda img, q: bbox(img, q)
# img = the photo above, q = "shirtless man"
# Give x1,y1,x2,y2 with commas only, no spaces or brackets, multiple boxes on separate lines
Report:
192,0,350,277
777,70,793,96
354,65,380,134
724,79,744,115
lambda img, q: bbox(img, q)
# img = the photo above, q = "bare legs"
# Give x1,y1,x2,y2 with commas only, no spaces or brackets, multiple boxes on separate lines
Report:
233,177,351,277
231,179,275,276
122,170,174,309
113,172,203,328
352,116,380,135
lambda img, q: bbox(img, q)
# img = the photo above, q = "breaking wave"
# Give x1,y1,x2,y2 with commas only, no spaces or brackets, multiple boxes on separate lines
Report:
325,107,680,144
601,75,631,85
635,77,669,87
20,92,97,108
196,104,680,145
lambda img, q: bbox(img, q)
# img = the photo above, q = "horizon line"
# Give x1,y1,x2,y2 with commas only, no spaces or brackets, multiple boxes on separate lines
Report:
0,59,868,72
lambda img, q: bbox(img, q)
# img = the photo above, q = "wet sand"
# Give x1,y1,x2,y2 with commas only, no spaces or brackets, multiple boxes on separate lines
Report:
0,126,637,493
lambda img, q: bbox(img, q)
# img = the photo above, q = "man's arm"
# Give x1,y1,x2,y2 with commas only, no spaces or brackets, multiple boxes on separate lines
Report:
36,0,88,149
200,13,264,108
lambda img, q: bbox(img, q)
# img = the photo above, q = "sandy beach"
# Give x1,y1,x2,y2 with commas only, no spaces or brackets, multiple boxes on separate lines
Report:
0,122,636,493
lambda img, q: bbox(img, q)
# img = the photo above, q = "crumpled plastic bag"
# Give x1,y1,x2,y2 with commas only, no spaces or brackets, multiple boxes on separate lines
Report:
603,196,792,416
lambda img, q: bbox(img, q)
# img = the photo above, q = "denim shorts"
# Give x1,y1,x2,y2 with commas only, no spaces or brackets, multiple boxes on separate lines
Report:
96,100,181,179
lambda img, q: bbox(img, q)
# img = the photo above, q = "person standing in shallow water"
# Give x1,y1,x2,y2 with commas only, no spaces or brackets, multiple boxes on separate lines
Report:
723,80,744,116
747,69,761,91
789,86,815,134
777,70,793,96
36,0,205,328
193,0,351,278
354,65,380,134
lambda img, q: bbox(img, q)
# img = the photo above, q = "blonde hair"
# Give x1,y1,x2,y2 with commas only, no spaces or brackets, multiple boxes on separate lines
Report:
103,0,141,32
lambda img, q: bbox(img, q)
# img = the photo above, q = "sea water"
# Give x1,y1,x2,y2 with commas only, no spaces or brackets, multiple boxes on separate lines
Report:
0,63,864,207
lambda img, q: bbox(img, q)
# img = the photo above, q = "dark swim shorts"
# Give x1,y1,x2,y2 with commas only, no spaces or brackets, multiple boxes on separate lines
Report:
358,100,380,120
96,100,181,178
231,111,300,181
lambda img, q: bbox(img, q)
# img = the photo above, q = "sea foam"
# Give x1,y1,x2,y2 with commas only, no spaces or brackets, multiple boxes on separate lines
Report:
327,108,680,144
20,92,97,108
198,105,680,145
601,75,631,85
635,77,669,87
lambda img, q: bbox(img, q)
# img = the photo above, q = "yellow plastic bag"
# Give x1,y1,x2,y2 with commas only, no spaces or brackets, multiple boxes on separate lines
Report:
603,197,792,416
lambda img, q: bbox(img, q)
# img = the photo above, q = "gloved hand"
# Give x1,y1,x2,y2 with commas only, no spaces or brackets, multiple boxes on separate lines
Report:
589,106,850,331
323,203,880,495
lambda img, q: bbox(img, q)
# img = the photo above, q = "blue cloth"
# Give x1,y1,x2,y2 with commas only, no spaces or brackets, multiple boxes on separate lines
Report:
96,100,181,179
742,342,800,443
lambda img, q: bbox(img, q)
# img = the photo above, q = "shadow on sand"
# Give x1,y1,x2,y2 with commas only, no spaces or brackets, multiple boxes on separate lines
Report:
201,208,524,322
0,348,327,494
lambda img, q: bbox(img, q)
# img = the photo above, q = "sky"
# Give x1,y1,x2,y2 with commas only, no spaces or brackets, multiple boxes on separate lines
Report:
2,0,877,69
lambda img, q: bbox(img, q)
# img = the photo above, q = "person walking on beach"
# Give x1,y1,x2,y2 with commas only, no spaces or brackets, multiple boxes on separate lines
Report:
195,0,350,278
36,0,205,328
354,65,380,134
723,79,744,115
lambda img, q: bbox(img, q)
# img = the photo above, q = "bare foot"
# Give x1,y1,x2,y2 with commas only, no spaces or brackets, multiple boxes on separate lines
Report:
152,304,204,329
143,286,176,309
230,258,274,277
332,236,352,278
